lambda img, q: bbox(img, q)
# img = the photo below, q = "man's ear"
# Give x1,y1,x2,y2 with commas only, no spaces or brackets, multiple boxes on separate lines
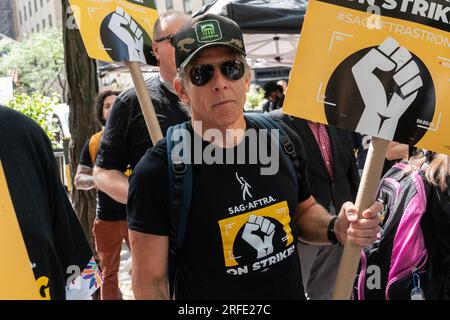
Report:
152,42,160,61
244,72,251,92
174,78,190,105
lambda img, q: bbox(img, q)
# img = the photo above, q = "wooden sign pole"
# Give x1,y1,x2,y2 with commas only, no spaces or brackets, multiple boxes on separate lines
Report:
333,136,389,300
126,61,164,145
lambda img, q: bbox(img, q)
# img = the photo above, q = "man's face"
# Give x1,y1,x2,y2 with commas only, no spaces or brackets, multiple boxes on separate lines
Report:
175,47,250,130
102,95,117,123
269,91,278,102
152,16,190,82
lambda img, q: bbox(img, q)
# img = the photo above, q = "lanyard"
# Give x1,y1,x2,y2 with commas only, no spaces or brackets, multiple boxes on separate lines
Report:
0,161,40,299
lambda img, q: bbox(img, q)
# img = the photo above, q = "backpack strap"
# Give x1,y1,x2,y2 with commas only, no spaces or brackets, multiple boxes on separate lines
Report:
244,113,300,191
166,122,192,299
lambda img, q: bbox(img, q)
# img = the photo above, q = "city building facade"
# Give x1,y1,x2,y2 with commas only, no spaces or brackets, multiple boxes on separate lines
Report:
14,0,62,36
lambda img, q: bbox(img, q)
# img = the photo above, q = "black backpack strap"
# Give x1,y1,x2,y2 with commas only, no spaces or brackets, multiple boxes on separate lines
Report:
245,113,300,190
166,122,193,299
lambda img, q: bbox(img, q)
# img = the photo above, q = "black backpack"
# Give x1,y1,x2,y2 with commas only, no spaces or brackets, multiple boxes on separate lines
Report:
354,162,437,300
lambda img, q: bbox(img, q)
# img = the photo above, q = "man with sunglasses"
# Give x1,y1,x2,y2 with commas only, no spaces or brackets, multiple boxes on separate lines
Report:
127,13,382,300
94,11,190,204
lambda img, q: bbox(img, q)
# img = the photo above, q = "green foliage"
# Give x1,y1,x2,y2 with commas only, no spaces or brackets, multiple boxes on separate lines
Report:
0,28,64,95
7,93,60,146
246,88,266,110
0,38,13,57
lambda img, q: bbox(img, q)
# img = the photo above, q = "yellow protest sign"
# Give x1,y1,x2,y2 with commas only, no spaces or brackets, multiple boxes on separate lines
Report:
0,161,40,299
68,0,159,64
284,0,450,154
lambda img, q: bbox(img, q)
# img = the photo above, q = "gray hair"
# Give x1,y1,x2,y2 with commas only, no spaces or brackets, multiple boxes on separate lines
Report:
153,11,189,40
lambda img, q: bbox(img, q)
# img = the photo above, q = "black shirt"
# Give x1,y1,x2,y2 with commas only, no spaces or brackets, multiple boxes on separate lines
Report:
128,119,312,299
0,106,92,299
96,74,190,171
79,139,127,220
422,180,450,299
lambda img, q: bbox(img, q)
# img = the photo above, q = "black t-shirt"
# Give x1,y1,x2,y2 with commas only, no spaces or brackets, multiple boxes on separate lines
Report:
79,140,127,220
422,180,450,299
0,106,92,300
96,74,190,171
128,119,312,299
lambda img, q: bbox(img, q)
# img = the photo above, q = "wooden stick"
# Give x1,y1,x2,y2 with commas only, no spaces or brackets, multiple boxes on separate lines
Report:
126,61,164,145
333,136,389,300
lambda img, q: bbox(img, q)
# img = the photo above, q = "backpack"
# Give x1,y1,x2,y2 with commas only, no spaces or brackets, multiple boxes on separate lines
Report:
89,130,132,177
88,130,104,163
165,113,302,299
355,162,432,300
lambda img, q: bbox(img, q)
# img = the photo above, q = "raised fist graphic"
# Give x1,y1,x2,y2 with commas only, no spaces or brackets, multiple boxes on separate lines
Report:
242,215,275,259
352,37,423,141
108,7,146,63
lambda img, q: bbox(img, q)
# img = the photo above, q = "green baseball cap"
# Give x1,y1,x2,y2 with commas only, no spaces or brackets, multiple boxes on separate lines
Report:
172,13,246,69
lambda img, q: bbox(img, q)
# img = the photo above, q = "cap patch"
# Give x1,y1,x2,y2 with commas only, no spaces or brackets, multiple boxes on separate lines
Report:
195,20,222,43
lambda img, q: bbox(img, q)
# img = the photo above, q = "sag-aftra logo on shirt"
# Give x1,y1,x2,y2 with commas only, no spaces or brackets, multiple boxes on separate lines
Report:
218,198,295,276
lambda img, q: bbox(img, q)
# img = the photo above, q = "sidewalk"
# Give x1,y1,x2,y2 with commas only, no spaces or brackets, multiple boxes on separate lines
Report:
118,242,134,300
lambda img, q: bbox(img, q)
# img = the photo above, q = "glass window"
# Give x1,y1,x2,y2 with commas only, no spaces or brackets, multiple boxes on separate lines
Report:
42,19,46,29
40,0,43,8
34,0,37,12
166,0,173,10
19,10,23,25
24,6,27,21
48,14,52,27
183,0,192,14
36,24,40,32
29,2,32,17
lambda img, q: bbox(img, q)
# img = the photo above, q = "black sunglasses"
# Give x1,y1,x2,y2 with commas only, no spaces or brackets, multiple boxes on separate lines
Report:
188,60,245,86
154,34,174,43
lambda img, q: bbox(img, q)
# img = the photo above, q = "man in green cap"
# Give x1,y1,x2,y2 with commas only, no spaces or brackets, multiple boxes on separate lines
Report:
127,13,382,300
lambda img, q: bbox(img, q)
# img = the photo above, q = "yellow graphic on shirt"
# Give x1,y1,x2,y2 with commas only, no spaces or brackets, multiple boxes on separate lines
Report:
218,201,293,267
0,161,40,299
36,276,51,300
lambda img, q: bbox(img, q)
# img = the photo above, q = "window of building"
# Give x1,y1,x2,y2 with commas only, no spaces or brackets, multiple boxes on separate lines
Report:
29,2,32,17
19,10,23,25
31,27,34,33
42,19,46,29
40,0,43,8
34,0,37,12
166,0,173,10
36,24,40,32
202,0,211,5
48,14,52,27
183,0,192,14
24,6,27,21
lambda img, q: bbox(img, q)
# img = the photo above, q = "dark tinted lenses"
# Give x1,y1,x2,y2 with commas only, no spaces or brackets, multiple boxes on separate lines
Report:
189,64,215,86
189,60,245,86
220,60,245,81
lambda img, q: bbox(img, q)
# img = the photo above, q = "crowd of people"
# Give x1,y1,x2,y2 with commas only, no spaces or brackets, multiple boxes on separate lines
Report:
2,11,449,300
